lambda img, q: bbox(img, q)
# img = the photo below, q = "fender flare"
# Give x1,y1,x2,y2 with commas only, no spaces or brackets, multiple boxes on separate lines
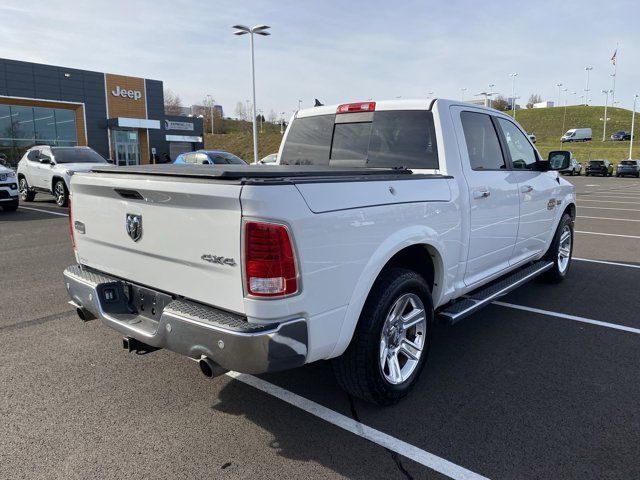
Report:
328,224,446,358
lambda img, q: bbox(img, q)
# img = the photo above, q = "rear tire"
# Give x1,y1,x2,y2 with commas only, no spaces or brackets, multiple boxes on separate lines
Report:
542,213,573,284
19,177,35,202
332,268,433,406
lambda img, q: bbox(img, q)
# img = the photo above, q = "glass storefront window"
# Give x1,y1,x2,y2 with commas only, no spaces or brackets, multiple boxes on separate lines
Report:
55,109,77,144
11,106,35,139
0,104,78,168
34,107,56,142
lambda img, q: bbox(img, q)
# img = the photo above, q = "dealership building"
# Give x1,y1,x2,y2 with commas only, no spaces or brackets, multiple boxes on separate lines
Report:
0,58,203,168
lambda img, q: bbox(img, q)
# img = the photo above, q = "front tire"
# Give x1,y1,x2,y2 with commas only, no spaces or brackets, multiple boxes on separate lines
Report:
543,213,574,283
332,268,433,405
19,177,35,202
54,180,68,207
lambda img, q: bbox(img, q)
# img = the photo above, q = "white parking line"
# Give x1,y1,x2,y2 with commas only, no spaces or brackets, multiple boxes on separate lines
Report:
577,215,640,222
578,199,640,205
573,257,640,269
493,301,640,335
576,230,640,239
579,195,640,200
578,206,640,212
226,372,490,480
18,206,68,217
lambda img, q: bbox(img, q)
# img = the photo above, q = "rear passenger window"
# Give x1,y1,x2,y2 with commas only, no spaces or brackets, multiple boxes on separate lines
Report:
496,118,537,170
460,112,505,170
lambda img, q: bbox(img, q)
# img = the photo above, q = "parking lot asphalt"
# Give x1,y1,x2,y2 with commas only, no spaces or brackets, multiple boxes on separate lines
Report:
1,175,639,480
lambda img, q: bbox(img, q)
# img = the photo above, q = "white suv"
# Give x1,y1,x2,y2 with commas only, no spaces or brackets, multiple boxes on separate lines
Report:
0,159,19,211
17,146,109,207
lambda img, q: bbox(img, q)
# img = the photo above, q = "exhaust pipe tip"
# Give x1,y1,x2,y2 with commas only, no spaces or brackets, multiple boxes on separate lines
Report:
76,307,96,322
198,356,227,379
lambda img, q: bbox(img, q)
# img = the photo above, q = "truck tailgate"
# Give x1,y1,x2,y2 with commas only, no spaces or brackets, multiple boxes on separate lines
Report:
71,173,245,314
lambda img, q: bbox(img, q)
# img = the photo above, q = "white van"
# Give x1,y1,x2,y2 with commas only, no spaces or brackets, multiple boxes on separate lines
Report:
561,128,592,143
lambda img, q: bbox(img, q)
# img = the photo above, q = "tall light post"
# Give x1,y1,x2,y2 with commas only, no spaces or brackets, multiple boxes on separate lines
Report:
297,99,302,111
206,94,215,134
280,111,285,134
561,88,569,136
555,83,563,107
601,89,612,141
488,84,495,108
509,73,518,118
584,66,593,106
232,24,271,164
427,91,434,99
258,109,263,133
461,87,467,101
630,94,638,159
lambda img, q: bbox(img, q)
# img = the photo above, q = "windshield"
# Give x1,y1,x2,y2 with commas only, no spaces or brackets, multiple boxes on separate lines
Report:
207,152,246,165
52,147,107,164
589,161,604,166
280,110,439,169
620,160,635,165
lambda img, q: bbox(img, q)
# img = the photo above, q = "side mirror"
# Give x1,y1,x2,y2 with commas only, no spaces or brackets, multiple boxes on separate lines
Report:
106,158,114,164
540,150,571,171
202,159,211,165
39,155,52,164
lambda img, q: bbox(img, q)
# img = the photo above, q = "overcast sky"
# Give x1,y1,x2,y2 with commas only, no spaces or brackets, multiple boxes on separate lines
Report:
1,0,638,117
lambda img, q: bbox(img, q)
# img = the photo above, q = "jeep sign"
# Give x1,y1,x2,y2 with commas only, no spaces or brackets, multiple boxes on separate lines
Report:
111,86,142,101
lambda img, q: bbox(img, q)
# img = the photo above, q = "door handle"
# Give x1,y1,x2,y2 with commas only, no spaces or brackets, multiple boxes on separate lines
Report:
520,185,533,193
473,190,491,199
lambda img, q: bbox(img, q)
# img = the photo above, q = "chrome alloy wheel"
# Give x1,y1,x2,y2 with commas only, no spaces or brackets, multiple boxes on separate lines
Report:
558,225,572,273
19,178,28,200
379,293,427,385
54,182,65,206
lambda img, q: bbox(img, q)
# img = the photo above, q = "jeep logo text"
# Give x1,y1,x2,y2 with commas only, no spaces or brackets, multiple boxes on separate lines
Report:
111,86,142,101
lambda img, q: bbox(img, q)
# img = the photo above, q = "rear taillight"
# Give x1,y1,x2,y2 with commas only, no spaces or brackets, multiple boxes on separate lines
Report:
336,101,376,114
68,196,76,250
244,221,298,297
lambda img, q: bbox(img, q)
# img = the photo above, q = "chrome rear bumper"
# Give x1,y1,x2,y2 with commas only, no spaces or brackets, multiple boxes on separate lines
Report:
63,264,307,374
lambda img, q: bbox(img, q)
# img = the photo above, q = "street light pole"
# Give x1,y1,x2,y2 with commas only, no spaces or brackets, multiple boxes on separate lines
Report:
584,66,593,106
461,88,467,101
233,24,271,164
280,111,285,134
630,94,638,159
258,109,263,133
488,84,495,108
556,83,563,107
206,94,215,135
601,89,611,141
297,99,302,111
509,73,518,118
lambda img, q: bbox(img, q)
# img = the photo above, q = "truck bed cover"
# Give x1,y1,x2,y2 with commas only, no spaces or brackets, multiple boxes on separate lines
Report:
89,164,449,184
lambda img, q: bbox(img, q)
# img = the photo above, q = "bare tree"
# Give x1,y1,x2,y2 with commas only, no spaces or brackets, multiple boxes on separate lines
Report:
267,110,277,123
164,89,183,115
491,95,509,111
526,93,542,109
235,101,247,121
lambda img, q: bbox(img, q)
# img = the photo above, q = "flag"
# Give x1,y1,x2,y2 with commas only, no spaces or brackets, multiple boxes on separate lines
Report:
611,50,617,66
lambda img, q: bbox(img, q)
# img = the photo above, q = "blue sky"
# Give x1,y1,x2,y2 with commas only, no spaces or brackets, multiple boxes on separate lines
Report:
1,0,638,117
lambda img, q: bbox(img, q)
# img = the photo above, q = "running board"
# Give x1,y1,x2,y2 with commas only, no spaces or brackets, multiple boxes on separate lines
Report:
437,261,554,325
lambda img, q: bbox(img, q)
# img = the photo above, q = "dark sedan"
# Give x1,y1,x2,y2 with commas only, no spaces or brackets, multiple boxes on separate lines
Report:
611,131,632,141
616,160,640,178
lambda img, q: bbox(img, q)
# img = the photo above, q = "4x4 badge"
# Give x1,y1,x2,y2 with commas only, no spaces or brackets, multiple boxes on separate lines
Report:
547,199,556,211
125,214,143,242
201,254,236,267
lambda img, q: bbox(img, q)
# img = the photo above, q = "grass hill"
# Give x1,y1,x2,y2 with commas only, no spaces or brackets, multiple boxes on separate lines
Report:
205,105,639,164
506,105,637,163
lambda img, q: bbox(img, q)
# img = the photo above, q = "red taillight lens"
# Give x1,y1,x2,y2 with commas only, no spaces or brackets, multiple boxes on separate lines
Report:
336,101,376,114
245,221,298,297
68,196,76,250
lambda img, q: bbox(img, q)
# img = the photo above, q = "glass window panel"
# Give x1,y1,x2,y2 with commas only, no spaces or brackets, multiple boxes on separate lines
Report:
11,106,35,140
34,107,56,142
54,109,77,143
0,105,12,141
460,112,506,170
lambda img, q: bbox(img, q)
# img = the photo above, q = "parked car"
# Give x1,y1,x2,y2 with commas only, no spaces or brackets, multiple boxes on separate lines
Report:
616,159,640,177
560,157,582,176
63,99,575,405
561,128,592,143
610,131,632,141
528,133,537,144
0,161,19,211
17,146,109,207
258,153,278,165
174,150,247,165
585,159,613,176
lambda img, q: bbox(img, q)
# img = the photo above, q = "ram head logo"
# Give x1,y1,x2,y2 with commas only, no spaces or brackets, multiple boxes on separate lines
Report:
125,214,143,242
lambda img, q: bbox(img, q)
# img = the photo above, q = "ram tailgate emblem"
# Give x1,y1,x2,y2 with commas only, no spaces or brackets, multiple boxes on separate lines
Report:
125,214,143,242
201,254,236,267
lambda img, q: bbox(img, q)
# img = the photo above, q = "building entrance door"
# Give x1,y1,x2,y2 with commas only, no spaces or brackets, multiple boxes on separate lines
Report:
112,129,140,166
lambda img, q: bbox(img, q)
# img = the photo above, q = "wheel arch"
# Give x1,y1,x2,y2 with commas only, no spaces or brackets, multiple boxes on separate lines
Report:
51,175,68,193
328,229,446,359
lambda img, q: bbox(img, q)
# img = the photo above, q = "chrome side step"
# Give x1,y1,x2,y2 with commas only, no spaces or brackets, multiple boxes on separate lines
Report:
438,261,553,325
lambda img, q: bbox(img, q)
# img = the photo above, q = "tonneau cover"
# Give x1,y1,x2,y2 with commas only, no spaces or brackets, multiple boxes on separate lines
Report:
90,164,415,180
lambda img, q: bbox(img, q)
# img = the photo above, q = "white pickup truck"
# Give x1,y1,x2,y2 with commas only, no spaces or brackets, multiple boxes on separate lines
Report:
63,99,575,405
